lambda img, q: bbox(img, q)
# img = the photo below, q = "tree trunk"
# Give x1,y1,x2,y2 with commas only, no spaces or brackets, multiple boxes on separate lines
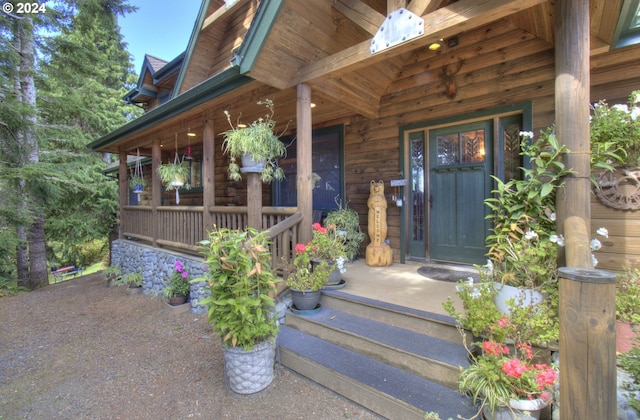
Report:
14,16,47,289
28,214,48,288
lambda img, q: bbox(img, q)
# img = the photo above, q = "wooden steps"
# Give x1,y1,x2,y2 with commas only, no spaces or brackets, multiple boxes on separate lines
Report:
278,289,478,420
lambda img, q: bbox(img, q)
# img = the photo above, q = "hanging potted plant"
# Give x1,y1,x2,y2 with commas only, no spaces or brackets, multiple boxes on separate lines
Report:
284,243,333,311
157,135,192,204
221,99,288,183
196,227,280,394
128,150,147,195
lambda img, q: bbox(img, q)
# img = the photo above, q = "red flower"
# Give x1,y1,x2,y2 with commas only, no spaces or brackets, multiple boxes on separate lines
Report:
295,243,306,254
482,341,510,355
502,358,527,378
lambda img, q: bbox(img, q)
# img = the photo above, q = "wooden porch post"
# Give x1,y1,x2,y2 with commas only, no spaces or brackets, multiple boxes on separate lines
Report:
555,0,591,253
118,150,128,240
152,139,161,247
555,0,615,418
297,83,313,245
247,174,262,229
202,111,215,233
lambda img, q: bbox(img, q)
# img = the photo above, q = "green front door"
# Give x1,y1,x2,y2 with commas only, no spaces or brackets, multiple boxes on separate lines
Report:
428,121,492,264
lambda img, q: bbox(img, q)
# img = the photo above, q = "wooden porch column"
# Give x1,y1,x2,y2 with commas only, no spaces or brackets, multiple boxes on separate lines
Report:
118,150,128,240
555,0,591,255
247,174,262,229
202,111,215,232
297,83,313,245
152,139,161,247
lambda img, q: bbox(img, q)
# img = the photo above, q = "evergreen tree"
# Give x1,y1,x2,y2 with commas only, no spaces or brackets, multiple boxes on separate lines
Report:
0,0,139,288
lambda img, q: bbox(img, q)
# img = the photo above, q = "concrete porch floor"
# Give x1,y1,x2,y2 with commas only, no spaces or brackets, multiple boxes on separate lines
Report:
337,259,476,317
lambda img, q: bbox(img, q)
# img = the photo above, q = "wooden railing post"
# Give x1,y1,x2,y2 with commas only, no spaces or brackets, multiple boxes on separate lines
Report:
559,267,616,420
152,139,161,247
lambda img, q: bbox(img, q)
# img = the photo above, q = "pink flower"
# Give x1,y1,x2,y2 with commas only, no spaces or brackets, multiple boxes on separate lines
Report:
181,271,188,279
516,342,533,359
312,222,327,234
175,260,183,272
502,358,527,378
295,243,306,254
483,341,510,355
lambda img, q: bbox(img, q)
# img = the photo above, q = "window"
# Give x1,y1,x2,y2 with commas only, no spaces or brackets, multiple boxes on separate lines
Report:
613,0,640,49
273,127,343,211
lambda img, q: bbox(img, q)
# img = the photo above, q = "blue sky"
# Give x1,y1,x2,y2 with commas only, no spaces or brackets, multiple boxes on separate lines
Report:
119,1,202,72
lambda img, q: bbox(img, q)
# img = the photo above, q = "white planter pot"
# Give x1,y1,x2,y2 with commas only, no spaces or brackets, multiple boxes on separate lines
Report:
240,153,267,173
223,339,276,394
483,398,547,420
493,282,543,315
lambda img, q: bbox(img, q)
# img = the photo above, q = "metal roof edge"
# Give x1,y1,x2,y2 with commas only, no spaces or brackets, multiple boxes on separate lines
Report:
234,0,286,74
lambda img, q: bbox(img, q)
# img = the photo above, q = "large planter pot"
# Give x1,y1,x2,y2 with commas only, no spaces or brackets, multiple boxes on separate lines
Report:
493,282,543,315
240,153,267,173
483,398,547,420
223,339,276,394
616,320,638,354
291,288,321,310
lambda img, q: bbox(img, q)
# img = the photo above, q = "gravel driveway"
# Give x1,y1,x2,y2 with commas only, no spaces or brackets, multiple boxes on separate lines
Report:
0,273,381,420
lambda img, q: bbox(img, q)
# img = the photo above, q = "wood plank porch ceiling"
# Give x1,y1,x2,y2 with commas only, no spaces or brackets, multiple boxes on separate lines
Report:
107,0,621,157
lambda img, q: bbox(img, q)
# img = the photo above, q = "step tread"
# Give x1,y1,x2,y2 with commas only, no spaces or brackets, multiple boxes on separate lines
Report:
323,289,456,324
292,305,470,368
278,325,477,419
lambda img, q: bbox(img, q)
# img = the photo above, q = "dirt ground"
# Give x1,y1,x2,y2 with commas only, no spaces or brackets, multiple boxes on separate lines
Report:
0,273,382,420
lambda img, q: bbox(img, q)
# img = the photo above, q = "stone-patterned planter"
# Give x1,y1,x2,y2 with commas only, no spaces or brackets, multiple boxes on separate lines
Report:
223,339,276,394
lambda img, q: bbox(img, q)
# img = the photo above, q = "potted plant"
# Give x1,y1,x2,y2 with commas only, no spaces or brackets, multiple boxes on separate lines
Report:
128,175,146,194
157,154,191,204
324,201,367,262
197,227,280,394
285,243,334,311
113,270,143,293
616,267,640,353
103,265,122,287
221,99,287,183
306,222,348,286
163,260,190,306
458,328,558,419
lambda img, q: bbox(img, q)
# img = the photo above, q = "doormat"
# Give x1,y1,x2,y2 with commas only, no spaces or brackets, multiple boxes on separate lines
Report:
417,266,479,283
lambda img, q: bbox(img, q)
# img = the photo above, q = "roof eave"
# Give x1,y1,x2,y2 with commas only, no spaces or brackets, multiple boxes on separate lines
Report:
89,67,253,152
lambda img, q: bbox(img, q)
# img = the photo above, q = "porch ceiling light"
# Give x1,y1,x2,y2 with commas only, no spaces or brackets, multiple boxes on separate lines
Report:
428,39,444,51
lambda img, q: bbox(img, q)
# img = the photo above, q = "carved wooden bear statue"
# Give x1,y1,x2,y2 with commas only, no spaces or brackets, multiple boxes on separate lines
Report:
366,180,393,267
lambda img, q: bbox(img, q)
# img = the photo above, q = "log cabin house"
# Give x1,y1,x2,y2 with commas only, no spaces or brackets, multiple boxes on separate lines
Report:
91,0,640,272
90,1,640,416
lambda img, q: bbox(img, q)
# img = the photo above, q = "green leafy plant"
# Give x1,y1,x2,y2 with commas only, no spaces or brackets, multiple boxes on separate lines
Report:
156,159,191,191
196,227,280,350
619,340,640,413
113,270,142,287
324,200,367,261
128,175,146,190
590,90,640,171
221,99,288,183
284,243,332,291
485,128,573,290
163,260,190,299
617,267,640,324
103,265,122,286
459,335,557,415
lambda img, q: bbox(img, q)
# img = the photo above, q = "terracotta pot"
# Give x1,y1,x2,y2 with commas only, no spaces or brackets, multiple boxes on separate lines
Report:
616,320,638,353
168,295,187,306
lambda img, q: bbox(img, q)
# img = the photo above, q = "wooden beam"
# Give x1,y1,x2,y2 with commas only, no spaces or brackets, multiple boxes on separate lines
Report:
333,0,385,36
388,0,407,13
151,139,161,247
201,0,248,32
292,0,548,87
296,84,313,245
407,0,446,16
118,151,128,240
590,34,610,55
202,110,215,232
314,79,379,119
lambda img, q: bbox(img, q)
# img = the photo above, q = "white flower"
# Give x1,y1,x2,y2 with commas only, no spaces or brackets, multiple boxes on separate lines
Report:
484,259,493,273
592,254,599,267
590,238,602,251
596,227,609,238
549,234,565,247
631,107,640,121
466,277,474,287
519,131,534,138
613,104,629,113
550,212,556,221
524,230,538,240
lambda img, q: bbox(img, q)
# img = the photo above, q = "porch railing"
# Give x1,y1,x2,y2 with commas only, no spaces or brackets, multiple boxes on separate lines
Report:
120,205,300,258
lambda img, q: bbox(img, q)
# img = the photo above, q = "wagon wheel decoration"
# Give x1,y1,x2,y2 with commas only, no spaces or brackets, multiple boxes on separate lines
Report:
593,168,640,210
